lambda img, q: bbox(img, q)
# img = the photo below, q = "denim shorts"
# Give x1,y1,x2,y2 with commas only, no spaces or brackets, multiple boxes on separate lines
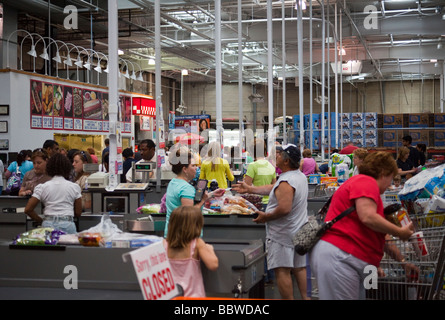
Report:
42,216,77,234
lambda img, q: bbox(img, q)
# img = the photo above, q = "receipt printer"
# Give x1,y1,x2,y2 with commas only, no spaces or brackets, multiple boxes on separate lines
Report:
86,172,109,188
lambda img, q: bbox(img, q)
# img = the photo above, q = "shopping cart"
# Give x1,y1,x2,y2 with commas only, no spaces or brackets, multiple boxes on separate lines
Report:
367,213,445,300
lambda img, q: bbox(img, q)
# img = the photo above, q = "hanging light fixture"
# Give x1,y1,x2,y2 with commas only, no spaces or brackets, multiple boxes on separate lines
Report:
94,64,102,73
339,46,346,56
27,45,37,58
148,58,155,65
181,69,189,76
39,49,49,61
63,54,73,66
83,61,92,70
53,51,62,64
74,56,84,68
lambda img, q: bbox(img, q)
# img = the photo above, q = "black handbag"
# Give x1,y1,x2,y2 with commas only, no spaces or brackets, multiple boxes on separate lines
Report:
293,196,355,255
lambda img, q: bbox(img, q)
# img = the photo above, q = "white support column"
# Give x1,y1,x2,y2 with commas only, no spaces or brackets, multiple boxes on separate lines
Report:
297,0,304,153
215,0,223,145
107,0,119,190
155,0,162,191
267,0,274,152
441,62,444,113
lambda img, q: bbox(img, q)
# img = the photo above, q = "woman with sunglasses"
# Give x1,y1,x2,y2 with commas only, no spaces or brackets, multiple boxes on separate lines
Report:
72,150,92,211
18,148,51,196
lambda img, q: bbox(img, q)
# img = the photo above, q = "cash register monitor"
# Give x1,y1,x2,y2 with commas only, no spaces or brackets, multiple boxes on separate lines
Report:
135,162,154,172
104,196,128,214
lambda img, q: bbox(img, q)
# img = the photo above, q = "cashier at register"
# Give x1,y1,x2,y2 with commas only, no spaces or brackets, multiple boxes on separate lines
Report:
126,139,156,183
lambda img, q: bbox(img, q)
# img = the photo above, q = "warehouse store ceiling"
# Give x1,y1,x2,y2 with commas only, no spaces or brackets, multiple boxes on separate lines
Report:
4,0,445,84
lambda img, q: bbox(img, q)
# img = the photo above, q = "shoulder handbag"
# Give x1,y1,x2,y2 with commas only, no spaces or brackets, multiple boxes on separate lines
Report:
293,196,355,255
5,166,22,195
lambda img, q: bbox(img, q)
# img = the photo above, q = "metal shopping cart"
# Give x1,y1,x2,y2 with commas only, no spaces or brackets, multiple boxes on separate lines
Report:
367,213,445,300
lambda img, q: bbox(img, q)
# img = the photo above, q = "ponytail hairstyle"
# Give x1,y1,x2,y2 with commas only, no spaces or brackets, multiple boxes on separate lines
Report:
17,150,28,166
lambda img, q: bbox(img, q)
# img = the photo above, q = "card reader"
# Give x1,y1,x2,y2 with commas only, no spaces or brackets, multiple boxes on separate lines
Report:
194,179,208,203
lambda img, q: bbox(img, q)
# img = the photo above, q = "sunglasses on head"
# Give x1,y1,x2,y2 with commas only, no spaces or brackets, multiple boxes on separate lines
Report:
80,151,88,162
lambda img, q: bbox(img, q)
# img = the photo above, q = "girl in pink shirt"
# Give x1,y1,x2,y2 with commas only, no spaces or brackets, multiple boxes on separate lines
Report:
164,206,218,297
300,149,319,176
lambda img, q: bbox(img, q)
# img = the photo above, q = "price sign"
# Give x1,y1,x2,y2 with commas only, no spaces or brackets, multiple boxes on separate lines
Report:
122,241,179,300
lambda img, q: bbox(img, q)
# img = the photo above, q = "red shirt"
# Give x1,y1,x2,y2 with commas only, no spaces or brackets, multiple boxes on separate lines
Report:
339,145,358,155
321,175,386,266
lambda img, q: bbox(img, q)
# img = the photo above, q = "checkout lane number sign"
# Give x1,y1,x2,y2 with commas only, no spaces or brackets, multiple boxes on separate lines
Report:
123,241,179,300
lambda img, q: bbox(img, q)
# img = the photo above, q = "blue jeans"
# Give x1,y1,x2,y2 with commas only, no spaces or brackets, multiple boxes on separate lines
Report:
42,219,77,234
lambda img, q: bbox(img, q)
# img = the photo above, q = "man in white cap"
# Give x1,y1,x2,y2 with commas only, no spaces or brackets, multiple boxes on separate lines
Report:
233,144,309,300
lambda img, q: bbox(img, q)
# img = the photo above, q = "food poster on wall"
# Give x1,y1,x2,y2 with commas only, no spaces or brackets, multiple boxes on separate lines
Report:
42,82,53,129
53,85,64,130
118,95,131,133
30,80,43,128
101,92,109,121
83,89,102,132
72,87,83,131
63,86,74,130
101,92,109,132
29,80,130,134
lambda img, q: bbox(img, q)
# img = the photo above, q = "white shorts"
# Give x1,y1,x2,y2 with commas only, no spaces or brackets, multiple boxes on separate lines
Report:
266,238,306,270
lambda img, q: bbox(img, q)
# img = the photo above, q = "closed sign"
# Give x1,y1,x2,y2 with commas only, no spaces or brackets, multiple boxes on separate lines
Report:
123,241,179,300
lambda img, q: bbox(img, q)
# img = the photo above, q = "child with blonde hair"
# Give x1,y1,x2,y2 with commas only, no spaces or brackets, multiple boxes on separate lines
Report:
164,206,218,297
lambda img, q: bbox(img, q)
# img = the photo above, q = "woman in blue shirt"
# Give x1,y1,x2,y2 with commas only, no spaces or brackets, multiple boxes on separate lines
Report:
164,146,224,237
4,150,34,195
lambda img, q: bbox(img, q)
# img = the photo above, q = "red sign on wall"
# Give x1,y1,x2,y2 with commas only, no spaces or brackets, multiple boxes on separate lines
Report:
132,97,156,117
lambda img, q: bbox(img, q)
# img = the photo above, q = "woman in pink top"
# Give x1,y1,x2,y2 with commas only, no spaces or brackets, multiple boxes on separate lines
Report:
300,149,319,176
164,206,218,297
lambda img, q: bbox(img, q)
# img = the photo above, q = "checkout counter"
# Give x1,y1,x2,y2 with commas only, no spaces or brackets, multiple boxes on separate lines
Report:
0,159,332,299
86,161,169,214
0,196,42,241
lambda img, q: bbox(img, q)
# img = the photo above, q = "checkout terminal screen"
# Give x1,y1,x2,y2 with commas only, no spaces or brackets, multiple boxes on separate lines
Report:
135,163,153,171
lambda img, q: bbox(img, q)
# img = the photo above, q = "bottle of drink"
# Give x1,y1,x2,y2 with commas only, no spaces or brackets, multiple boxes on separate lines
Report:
384,203,402,227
